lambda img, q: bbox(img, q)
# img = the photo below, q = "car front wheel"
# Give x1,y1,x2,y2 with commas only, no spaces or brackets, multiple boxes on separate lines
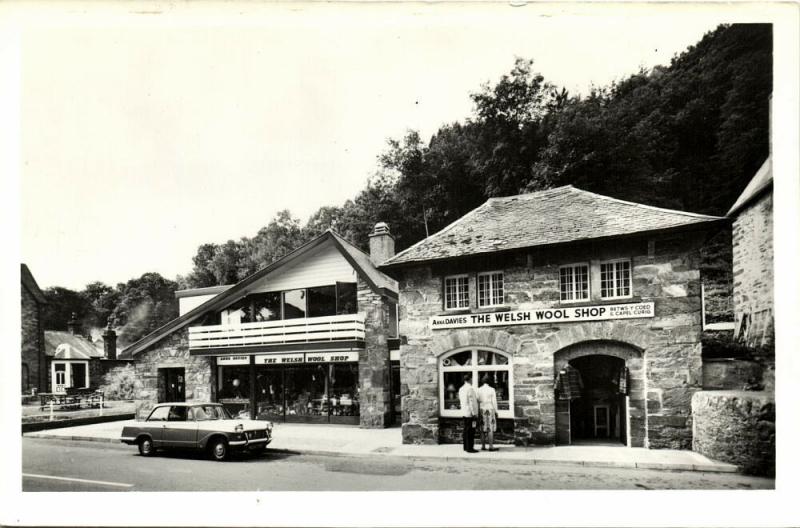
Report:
138,437,154,457
209,438,228,461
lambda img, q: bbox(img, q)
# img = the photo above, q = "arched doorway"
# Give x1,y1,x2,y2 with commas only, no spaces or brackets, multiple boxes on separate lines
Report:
554,340,644,447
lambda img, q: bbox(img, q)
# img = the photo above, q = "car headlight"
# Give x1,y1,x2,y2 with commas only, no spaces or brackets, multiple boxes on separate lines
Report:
234,424,244,433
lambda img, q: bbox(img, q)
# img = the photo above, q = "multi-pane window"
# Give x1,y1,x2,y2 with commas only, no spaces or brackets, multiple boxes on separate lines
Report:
439,348,513,419
444,275,470,310
477,272,504,307
600,259,632,298
560,264,589,302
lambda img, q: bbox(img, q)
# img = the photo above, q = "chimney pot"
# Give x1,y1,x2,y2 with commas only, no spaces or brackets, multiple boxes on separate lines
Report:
369,222,395,266
67,312,80,335
103,317,117,361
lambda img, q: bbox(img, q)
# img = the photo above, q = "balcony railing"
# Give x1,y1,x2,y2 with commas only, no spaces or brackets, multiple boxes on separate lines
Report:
188,313,366,350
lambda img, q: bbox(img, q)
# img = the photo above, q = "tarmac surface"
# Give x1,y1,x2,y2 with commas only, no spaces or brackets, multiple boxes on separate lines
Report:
24,419,740,473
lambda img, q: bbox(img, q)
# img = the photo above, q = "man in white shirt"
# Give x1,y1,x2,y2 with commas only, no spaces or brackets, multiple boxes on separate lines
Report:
477,376,499,451
458,374,479,453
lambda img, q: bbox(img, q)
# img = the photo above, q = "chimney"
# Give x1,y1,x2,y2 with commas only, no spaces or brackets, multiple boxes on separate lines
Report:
103,317,117,360
369,222,395,266
67,312,80,335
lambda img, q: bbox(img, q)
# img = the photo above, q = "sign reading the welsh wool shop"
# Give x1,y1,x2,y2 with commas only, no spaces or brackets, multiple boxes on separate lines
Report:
430,302,655,330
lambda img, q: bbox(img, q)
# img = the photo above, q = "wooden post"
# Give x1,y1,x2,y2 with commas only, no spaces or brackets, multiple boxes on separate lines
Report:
249,355,256,420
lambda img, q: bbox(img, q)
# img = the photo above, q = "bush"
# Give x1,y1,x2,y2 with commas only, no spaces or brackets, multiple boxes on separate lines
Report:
98,364,141,401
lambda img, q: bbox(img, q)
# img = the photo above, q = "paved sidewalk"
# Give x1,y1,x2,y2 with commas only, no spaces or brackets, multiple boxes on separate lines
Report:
24,420,738,473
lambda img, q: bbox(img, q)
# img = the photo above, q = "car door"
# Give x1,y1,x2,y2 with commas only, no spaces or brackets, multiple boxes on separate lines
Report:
162,406,199,448
143,405,170,446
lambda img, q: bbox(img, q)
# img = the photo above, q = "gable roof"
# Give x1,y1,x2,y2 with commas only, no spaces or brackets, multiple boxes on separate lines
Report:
381,185,725,268
727,157,773,217
120,230,398,358
45,331,105,359
21,264,47,304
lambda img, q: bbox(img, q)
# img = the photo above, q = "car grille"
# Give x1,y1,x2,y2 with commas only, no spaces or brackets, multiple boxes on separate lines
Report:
246,430,266,440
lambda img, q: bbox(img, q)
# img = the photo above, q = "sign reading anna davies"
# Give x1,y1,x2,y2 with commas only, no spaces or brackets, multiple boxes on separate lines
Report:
430,302,655,330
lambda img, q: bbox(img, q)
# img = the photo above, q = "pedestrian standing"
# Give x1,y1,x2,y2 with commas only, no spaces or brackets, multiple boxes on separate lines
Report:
477,375,499,451
458,374,479,453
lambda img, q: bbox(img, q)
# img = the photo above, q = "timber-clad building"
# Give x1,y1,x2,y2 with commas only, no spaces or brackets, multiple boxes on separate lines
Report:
121,229,401,427
378,185,726,448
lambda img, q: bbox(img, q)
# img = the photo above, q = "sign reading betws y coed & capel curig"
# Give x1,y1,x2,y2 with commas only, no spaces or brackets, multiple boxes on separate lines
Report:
430,302,655,330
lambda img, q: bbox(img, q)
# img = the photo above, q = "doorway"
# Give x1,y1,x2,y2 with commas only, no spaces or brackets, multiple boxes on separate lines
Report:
159,368,185,403
567,355,627,445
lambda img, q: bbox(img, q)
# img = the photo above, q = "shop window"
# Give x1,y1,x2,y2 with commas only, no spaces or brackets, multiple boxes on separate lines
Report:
308,285,337,318
330,363,360,418
218,365,250,417
439,348,513,419
283,289,307,319
444,275,470,310
560,263,590,302
600,259,632,299
477,272,504,308
336,282,358,315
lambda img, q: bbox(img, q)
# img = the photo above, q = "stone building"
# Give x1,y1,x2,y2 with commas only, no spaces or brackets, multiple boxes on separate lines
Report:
379,185,727,449
120,229,401,427
728,156,774,388
43,315,130,394
20,264,47,394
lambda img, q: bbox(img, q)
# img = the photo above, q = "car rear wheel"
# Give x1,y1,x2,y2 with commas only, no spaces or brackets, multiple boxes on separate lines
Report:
138,437,154,457
209,438,228,461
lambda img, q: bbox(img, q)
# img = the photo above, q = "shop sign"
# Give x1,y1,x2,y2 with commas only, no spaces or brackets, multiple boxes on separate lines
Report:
256,353,305,365
216,355,250,365
306,351,359,363
430,302,655,330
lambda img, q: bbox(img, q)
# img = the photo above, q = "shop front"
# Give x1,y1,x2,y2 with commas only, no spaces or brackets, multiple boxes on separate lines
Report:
216,352,361,424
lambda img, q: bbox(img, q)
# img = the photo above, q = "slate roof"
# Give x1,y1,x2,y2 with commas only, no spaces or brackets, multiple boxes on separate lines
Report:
727,157,772,217
45,331,105,359
121,230,398,358
381,185,724,268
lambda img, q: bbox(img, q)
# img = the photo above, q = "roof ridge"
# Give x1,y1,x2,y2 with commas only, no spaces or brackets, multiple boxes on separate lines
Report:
383,198,492,265
572,187,724,220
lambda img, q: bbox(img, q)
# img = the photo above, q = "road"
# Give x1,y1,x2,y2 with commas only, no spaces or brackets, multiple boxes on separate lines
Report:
22,437,773,491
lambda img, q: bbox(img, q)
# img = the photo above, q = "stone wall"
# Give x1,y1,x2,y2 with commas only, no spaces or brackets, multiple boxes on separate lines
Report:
20,283,45,393
702,359,763,390
132,328,215,420
732,192,774,390
397,233,707,448
692,390,775,476
357,279,392,428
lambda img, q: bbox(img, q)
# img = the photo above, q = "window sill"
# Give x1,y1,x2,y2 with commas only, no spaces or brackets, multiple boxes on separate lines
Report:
440,308,472,315
475,305,512,313
559,297,641,308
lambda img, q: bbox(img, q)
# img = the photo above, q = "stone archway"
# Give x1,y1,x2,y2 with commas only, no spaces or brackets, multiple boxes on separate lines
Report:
554,340,646,447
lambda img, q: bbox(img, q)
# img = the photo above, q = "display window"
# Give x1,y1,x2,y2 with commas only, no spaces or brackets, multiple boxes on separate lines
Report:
217,365,251,417
438,348,513,418
250,362,360,424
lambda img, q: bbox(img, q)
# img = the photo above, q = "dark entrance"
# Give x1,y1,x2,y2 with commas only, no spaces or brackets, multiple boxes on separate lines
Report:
390,360,401,426
567,355,627,445
159,367,185,403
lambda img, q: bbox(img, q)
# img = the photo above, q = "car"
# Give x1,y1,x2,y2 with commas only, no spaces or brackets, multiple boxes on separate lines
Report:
120,402,272,461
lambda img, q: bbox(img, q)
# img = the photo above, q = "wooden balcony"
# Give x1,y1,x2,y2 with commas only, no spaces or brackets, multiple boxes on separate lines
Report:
188,313,366,353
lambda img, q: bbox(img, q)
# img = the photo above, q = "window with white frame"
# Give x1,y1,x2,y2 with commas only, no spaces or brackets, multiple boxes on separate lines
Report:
477,272,504,308
439,348,513,419
51,361,89,393
559,263,590,302
444,275,470,310
600,259,632,299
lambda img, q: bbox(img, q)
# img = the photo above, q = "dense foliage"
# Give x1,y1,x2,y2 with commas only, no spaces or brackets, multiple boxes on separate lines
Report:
41,24,770,339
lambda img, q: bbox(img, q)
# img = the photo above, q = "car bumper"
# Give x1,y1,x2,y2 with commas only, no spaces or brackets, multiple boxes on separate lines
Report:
228,437,272,449
120,436,137,445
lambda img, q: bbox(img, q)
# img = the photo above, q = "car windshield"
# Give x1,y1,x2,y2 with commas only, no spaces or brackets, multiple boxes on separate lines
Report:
191,405,230,421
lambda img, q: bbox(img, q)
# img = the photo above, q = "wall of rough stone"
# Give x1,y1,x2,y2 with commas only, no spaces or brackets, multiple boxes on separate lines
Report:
692,390,775,476
397,233,707,448
702,359,763,390
357,279,392,428
20,283,45,393
132,328,215,420
731,192,774,390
